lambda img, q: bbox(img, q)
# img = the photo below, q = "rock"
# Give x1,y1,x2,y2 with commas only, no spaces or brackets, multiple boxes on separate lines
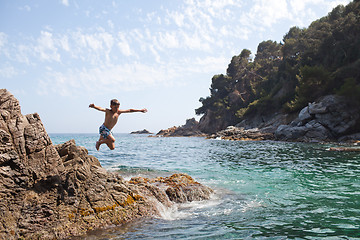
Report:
275,125,307,141
327,147,360,152
314,95,359,136
236,112,291,134
130,129,153,134
0,89,213,240
308,101,327,114
298,105,311,122
338,133,360,142
208,126,274,141
197,110,227,134
275,95,360,142
156,118,206,137
303,120,332,142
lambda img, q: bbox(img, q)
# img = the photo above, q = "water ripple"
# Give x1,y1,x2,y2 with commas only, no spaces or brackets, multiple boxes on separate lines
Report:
51,134,360,239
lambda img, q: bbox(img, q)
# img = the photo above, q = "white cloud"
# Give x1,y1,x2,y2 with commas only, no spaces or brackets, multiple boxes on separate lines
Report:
3,0,353,99
36,31,61,62
157,32,179,49
59,35,70,52
117,33,133,57
84,34,103,51
323,0,351,11
192,56,229,73
0,64,18,78
148,45,161,63
181,31,211,51
108,20,114,29
19,5,31,11
245,0,290,27
61,0,69,7
37,63,176,96
0,32,7,50
15,44,32,64
172,12,185,27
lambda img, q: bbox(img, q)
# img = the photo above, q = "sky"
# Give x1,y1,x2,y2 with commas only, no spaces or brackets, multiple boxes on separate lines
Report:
0,0,352,134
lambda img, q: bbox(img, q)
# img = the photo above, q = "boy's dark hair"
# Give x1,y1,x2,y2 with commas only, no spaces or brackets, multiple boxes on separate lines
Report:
110,99,120,106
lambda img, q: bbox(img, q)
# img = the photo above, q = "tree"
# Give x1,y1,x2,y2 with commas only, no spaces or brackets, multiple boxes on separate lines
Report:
227,49,252,78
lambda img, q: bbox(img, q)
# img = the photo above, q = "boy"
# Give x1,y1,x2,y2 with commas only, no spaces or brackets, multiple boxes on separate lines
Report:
89,99,147,150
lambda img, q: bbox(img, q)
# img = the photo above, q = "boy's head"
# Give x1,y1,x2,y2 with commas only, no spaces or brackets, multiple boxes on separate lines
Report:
110,99,120,106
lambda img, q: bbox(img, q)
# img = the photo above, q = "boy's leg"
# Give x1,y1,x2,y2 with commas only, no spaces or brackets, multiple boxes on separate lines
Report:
96,134,115,150
96,135,105,150
105,134,116,150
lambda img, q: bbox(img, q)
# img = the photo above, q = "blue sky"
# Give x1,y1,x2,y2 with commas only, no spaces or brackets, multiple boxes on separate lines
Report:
0,0,351,133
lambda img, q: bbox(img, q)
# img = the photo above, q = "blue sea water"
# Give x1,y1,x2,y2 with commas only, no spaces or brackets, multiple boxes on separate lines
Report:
50,133,360,239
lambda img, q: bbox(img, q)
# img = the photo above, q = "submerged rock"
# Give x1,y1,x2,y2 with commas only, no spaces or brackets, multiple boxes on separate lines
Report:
0,89,213,240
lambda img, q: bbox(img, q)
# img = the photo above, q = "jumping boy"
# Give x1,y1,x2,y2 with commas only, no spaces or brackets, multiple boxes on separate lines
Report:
89,99,147,150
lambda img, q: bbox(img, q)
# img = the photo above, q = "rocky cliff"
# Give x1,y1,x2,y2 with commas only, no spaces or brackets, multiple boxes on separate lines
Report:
0,89,213,240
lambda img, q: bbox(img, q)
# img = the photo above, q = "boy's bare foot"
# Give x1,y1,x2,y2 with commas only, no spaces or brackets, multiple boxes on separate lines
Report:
96,141,100,151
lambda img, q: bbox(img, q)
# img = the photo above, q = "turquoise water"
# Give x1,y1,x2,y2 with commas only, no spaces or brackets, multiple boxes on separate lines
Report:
50,134,360,239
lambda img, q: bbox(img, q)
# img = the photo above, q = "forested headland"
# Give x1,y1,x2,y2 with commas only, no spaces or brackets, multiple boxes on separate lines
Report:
195,0,360,134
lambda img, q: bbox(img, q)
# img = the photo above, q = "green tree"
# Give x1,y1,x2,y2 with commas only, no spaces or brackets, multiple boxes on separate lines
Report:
286,65,333,112
227,49,252,78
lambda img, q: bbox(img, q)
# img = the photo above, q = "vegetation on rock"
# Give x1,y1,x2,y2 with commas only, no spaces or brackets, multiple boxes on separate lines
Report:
196,0,360,133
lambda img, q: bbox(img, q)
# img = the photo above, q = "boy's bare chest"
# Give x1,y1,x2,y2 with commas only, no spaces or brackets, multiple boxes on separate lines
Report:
106,112,119,121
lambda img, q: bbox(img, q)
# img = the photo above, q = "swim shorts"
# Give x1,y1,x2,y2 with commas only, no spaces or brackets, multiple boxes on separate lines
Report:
99,124,112,139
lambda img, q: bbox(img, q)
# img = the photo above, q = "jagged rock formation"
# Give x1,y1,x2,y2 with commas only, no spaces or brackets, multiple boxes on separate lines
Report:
156,118,206,137
275,95,360,142
0,89,213,240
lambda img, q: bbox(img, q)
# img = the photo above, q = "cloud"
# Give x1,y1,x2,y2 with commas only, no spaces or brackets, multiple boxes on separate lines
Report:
243,0,290,28
117,33,133,57
19,5,31,11
36,31,61,62
60,0,69,7
3,0,353,98
37,63,176,96
0,32,7,50
172,12,185,27
0,64,18,78
157,31,179,49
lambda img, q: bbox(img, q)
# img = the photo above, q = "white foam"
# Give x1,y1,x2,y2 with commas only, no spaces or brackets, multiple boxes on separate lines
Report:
155,203,190,221
240,199,264,212
152,193,223,221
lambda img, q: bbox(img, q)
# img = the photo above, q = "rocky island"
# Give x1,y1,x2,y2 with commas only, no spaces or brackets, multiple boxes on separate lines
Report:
130,129,153,134
0,89,213,240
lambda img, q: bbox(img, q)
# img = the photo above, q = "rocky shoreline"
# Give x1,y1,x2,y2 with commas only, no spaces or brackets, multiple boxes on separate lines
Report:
157,94,360,144
275,95,360,143
0,89,213,240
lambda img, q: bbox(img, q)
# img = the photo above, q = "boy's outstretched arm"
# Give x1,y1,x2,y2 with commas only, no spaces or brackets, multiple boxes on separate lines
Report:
119,108,147,114
89,103,106,112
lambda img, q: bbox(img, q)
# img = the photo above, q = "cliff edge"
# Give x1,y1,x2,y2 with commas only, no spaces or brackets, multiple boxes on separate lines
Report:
0,89,213,239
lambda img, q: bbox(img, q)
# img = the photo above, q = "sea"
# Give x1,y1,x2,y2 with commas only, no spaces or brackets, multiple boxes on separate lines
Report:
49,133,360,240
